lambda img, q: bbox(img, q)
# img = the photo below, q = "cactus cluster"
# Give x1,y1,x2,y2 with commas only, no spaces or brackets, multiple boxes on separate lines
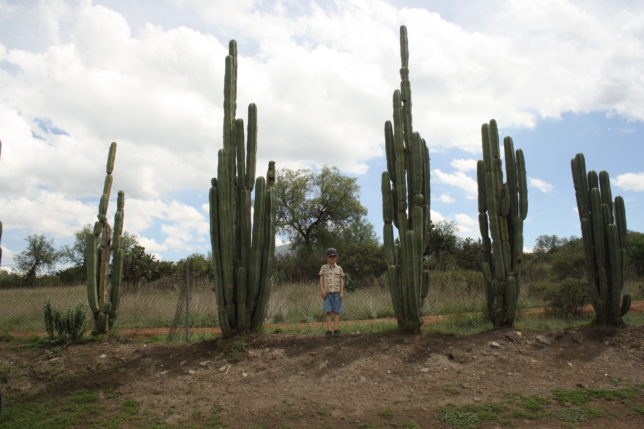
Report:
477,120,527,328
571,153,630,325
86,142,125,335
209,40,276,337
381,26,431,331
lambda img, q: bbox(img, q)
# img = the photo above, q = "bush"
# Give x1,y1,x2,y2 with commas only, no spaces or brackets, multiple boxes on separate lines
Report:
525,281,551,300
543,279,588,317
44,301,86,343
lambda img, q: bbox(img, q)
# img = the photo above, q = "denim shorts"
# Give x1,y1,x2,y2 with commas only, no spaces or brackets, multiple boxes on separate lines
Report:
323,292,344,313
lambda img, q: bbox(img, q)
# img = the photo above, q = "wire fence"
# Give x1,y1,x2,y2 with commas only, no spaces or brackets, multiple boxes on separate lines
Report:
2,266,643,338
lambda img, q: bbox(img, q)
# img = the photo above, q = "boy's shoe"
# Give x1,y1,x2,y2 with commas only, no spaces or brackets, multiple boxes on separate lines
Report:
325,330,333,338
333,330,341,337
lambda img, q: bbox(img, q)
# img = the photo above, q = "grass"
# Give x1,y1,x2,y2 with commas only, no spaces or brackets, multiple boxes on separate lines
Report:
0,389,227,429
2,277,643,335
438,385,643,428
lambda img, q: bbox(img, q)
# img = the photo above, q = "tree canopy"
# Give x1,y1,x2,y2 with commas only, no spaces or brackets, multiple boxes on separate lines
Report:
273,166,367,248
14,234,61,285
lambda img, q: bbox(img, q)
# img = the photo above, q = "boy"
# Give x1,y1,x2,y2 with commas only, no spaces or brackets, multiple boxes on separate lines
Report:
319,247,345,338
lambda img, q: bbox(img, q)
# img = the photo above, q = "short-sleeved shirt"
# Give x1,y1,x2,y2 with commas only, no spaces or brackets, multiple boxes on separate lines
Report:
319,264,344,293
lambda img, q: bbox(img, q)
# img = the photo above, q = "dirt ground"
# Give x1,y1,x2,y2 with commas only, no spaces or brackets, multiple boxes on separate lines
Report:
1,325,643,428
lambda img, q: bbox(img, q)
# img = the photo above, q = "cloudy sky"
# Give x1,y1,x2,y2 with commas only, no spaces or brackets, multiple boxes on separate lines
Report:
1,0,643,268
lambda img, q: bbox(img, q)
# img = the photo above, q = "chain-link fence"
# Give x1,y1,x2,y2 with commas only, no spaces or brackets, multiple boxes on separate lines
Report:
2,266,643,338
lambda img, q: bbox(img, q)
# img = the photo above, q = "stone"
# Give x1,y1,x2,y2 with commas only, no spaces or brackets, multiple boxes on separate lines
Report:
535,335,551,345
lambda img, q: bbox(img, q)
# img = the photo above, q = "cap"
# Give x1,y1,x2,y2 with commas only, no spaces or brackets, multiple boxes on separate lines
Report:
325,248,338,257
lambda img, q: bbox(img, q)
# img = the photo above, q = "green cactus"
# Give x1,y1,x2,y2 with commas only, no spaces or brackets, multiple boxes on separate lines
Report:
571,153,630,326
86,142,125,335
381,26,431,332
0,139,3,266
477,120,527,328
209,40,276,337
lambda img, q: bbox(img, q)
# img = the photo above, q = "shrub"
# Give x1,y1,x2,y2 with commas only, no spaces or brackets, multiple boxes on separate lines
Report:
543,279,587,317
43,301,86,343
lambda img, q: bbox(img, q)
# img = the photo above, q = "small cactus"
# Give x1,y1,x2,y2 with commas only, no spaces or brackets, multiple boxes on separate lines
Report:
571,153,629,325
381,26,431,332
477,120,527,328
86,142,124,335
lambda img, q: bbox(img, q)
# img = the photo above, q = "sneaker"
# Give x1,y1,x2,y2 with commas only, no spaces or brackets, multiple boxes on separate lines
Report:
325,330,332,338
333,330,341,337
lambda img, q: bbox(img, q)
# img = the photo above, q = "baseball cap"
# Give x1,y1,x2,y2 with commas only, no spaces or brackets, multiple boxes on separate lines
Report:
325,248,338,257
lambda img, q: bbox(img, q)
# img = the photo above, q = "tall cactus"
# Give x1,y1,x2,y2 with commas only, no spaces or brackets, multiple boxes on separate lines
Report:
86,142,125,335
381,26,431,332
209,40,276,337
0,139,3,266
571,153,630,326
477,120,527,328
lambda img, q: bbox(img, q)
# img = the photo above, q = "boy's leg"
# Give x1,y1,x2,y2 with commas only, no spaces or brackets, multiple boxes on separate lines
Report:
325,312,332,332
333,312,340,331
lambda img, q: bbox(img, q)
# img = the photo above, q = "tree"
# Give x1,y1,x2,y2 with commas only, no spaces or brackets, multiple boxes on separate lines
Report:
123,244,157,289
533,234,569,255
14,234,61,285
62,226,138,268
426,220,458,270
625,231,644,277
274,166,367,248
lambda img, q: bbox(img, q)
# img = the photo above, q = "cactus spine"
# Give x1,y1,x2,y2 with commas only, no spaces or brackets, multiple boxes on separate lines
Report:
381,26,431,332
86,142,124,335
477,120,527,328
571,153,630,325
209,40,276,337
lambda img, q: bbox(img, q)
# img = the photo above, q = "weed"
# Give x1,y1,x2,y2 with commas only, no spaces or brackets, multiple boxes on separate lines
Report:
438,403,508,428
0,332,13,342
207,403,225,428
229,337,247,361
378,409,394,418
121,397,140,414
0,367,8,384
557,405,607,423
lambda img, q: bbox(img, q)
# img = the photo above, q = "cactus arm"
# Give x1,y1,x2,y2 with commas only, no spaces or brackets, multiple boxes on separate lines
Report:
246,104,257,190
86,233,98,314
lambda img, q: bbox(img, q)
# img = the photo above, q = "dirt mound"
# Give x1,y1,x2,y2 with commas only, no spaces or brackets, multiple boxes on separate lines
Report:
1,325,642,428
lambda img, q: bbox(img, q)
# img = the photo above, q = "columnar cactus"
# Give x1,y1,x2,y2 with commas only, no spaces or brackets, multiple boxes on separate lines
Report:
477,120,527,328
209,40,276,337
86,142,125,335
0,139,2,266
381,26,431,332
571,153,630,325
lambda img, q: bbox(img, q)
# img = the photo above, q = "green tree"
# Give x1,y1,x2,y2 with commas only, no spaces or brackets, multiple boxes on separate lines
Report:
426,220,458,270
274,166,367,248
625,231,644,277
14,234,61,285
533,234,569,255
123,244,157,289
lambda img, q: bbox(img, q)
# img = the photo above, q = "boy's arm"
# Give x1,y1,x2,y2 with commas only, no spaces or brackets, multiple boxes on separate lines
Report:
319,274,327,298
339,271,345,299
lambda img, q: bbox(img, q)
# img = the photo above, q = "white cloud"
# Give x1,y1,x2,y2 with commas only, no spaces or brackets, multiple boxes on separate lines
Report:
614,172,644,191
450,159,478,172
529,177,554,193
432,169,478,196
1,0,644,259
438,193,455,204
454,213,477,237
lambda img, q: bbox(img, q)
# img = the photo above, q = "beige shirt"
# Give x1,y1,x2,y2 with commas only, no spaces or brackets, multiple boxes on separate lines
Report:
319,264,344,293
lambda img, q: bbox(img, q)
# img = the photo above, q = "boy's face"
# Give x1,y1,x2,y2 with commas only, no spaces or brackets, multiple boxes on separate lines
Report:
326,255,338,264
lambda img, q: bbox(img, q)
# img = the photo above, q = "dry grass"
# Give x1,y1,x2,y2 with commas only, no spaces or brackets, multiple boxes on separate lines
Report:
11,272,633,332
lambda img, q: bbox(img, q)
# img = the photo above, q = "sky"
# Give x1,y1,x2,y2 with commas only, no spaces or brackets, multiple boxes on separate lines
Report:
0,0,643,269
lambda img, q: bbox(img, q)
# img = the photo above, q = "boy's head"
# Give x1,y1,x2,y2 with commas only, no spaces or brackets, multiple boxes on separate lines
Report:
325,247,338,262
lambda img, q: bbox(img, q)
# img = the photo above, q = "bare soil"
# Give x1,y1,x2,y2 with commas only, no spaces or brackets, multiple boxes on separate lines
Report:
1,325,643,428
